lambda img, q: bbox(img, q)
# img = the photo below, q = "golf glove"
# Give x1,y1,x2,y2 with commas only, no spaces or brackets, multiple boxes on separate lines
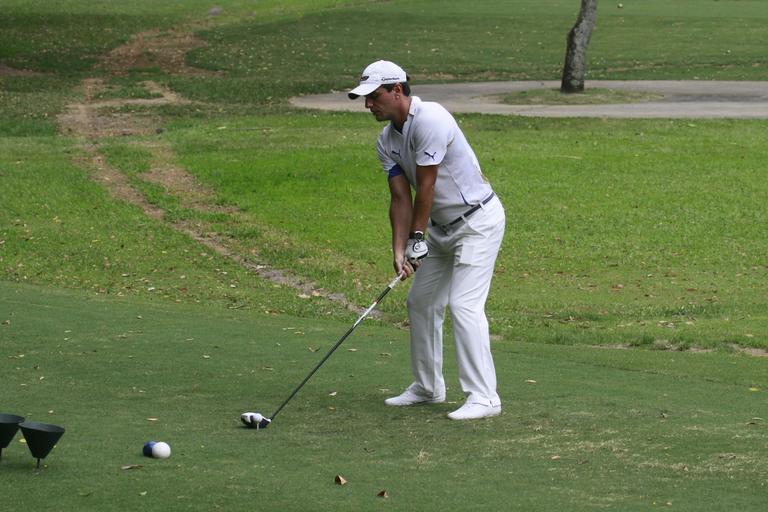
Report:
405,231,428,264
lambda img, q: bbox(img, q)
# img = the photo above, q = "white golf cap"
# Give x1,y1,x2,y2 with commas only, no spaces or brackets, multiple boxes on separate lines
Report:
348,60,408,99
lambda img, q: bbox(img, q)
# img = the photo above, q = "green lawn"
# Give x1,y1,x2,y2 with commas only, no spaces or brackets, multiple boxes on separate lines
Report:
2,282,766,510
2,1,766,350
163,114,768,350
1,1,767,509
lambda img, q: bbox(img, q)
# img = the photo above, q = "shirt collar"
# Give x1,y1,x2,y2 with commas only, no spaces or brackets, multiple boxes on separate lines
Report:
408,96,421,116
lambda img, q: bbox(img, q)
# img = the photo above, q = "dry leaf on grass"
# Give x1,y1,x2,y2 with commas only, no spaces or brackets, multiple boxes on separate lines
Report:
377,490,389,498
334,474,348,485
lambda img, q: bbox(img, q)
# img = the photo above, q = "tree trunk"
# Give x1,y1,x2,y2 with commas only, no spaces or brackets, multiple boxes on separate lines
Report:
561,0,598,93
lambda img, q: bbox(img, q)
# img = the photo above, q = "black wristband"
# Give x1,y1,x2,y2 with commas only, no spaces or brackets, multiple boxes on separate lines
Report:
409,231,424,240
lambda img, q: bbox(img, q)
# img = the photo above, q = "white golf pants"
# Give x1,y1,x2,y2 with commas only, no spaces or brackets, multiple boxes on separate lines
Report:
407,195,505,406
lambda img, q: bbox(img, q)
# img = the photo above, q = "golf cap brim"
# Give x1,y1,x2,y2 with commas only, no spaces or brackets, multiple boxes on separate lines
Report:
348,60,408,100
348,82,381,100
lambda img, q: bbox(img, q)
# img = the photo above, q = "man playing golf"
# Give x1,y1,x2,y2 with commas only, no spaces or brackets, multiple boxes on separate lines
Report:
348,60,506,420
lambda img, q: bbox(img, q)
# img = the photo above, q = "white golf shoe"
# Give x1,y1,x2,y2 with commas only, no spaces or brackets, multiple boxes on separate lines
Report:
384,385,445,406
447,402,501,420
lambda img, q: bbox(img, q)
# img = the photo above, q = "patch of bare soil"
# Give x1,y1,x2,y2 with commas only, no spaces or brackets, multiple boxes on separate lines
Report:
98,27,220,77
591,343,768,357
57,25,365,316
75,144,165,221
139,140,237,214
731,345,768,358
58,78,166,138
0,63,49,77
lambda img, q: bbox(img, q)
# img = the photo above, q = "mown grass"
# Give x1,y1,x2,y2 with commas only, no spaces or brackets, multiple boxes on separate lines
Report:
0,135,352,319
162,113,768,350
2,282,766,511
2,0,767,351
177,0,768,105
2,1,768,510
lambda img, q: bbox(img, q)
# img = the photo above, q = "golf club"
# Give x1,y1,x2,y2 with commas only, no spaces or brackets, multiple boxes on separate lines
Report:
241,272,405,429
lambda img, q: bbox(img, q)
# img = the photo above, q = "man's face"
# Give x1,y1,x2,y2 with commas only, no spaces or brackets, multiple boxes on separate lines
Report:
364,85,399,122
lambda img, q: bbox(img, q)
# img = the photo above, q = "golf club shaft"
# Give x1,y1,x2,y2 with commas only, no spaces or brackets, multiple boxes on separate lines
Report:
269,273,404,421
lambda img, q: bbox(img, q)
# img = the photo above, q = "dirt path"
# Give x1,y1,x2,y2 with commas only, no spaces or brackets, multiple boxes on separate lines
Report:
56,26,363,315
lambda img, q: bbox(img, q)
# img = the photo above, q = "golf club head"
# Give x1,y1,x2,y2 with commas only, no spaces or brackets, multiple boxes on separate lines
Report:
240,412,271,430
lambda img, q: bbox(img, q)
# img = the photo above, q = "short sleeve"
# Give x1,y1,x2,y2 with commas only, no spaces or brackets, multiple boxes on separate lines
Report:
411,109,453,167
376,132,396,174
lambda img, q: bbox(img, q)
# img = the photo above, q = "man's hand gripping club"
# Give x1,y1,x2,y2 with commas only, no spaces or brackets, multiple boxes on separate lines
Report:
397,230,428,279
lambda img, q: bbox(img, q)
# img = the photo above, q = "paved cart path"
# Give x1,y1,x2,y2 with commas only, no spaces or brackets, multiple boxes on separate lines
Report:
291,80,768,119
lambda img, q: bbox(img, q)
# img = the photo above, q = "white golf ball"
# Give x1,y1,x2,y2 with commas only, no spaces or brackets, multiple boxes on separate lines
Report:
151,441,171,459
